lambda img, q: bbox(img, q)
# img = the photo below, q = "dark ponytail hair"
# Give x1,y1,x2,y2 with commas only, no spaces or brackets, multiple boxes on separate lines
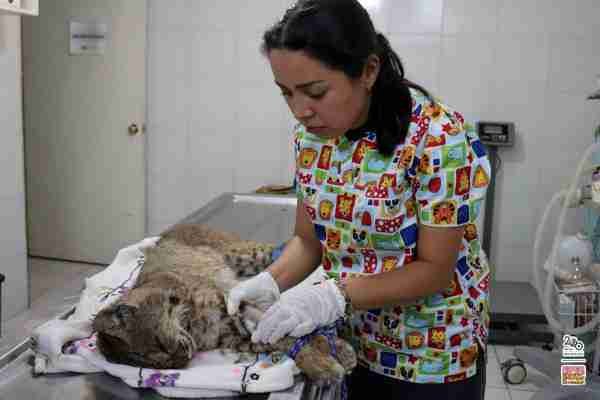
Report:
262,0,431,156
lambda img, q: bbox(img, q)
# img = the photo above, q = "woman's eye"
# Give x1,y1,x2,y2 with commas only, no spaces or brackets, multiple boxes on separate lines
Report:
308,91,326,99
280,91,292,98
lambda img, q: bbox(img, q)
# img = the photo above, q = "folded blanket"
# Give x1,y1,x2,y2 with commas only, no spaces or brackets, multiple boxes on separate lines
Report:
32,238,299,398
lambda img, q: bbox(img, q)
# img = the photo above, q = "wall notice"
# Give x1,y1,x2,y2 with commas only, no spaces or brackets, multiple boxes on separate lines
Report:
70,20,109,55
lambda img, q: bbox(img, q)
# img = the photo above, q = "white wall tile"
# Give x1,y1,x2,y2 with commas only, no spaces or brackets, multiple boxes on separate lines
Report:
147,0,192,33
491,34,549,91
492,163,540,248
186,0,240,32
359,0,390,33
146,20,192,230
187,29,238,213
386,0,444,34
147,29,190,125
546,0,600,37
547,35,600,97
438,35,497,119
493,244,534,282
443,0,500,35
238,34,275,87
537,93,599,187
234,86,291,192
497,0,551,35
482,83,548,252
147,120,190,226
388,34,442,95
237,0,293,37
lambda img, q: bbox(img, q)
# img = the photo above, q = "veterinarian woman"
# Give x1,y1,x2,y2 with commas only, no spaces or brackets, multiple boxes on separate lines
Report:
227,0,491,398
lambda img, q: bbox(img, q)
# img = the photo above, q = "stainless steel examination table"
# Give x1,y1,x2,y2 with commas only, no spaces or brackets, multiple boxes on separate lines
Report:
0,193,340,400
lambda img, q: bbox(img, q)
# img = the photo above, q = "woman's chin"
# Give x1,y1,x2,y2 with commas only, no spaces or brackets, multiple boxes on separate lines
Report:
307,127,343,139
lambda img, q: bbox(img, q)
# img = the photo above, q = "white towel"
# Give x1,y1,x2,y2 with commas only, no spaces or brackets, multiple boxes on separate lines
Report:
31,238,298,398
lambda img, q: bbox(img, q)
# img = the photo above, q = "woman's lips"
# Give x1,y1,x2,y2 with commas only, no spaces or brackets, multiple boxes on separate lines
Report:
307,126,327,133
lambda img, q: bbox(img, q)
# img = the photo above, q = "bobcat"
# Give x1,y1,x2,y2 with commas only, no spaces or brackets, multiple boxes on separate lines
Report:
92,224,356,384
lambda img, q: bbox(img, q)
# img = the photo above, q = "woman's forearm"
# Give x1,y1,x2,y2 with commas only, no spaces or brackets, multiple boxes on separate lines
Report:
267,235,322,291
345,260,455,310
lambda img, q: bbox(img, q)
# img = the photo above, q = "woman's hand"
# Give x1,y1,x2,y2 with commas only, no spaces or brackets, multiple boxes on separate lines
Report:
226,271,281,316
251,279,346,344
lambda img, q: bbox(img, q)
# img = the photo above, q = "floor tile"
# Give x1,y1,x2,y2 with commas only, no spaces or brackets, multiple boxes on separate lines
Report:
495,344,516,363
487,351,510,388
484,386,511,400
509,388,538,400
494,344,553,392
29,257,104,303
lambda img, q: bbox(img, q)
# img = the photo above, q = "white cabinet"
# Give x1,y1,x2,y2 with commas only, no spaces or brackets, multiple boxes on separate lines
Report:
0,0,38,16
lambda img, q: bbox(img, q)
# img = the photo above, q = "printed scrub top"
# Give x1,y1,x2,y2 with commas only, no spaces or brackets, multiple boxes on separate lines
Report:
294,88,492,384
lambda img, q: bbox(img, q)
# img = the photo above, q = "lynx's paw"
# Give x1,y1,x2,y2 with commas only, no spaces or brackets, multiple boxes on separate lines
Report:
294,336,346,386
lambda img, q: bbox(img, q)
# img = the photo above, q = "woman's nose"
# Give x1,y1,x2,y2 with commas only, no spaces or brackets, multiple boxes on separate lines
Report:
289,97,315,121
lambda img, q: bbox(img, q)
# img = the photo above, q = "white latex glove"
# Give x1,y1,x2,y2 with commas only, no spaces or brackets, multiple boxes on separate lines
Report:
251,279,345,344
226,271,281,316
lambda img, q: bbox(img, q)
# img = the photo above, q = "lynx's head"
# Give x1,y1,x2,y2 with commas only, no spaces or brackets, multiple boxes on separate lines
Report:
93,278,197,369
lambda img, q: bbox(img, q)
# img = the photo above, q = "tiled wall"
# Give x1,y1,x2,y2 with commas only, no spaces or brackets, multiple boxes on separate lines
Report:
0,15,28,320
146,0,600,283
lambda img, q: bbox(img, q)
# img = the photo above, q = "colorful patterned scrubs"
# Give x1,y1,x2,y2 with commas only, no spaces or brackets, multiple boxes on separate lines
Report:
294,88,491,384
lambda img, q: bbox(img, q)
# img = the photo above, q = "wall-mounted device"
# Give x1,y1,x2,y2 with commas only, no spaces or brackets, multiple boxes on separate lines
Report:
476,121,515,278
477,121,515,147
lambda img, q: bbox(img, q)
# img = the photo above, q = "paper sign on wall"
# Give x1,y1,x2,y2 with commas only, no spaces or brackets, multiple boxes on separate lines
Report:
70,19,109,55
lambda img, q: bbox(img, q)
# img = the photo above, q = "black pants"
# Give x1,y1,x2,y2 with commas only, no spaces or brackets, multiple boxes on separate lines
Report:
347,347,486,400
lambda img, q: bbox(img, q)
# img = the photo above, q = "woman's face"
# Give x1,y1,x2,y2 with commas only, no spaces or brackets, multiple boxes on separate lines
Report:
267,49,377,139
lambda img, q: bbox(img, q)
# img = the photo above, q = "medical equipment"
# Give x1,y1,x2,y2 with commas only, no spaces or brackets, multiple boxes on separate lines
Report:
501,141,600,398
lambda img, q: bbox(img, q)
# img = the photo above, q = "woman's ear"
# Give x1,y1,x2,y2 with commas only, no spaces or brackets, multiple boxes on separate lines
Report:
362,54,381,91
